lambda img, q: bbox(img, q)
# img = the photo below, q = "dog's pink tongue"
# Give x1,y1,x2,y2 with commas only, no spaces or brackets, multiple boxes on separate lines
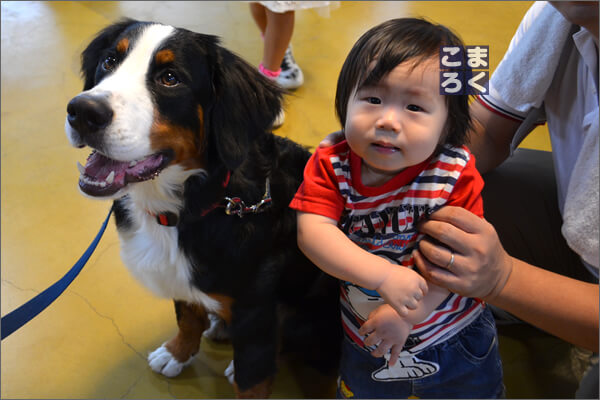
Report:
84,151,128,181
78,151,168,197
78,151,129,197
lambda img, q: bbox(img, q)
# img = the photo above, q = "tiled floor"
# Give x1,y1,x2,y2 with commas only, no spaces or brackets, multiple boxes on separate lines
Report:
1,1,583,398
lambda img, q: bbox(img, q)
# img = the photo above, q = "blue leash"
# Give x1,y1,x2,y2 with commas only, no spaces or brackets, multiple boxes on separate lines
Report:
1,206,113,340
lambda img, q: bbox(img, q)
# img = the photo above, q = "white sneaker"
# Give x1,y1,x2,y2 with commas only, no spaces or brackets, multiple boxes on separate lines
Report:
277,45,304,90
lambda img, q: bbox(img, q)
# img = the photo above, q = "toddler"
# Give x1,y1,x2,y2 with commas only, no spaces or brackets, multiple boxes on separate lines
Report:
290,18,504,398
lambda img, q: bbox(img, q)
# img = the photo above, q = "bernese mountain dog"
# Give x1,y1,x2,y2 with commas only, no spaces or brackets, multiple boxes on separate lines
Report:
65,19,340,398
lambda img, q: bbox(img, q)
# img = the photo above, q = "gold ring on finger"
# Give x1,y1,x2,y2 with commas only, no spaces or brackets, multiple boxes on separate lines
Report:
446,252,455,270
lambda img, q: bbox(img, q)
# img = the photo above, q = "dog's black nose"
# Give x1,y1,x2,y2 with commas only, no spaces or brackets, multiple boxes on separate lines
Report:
67,93,113,135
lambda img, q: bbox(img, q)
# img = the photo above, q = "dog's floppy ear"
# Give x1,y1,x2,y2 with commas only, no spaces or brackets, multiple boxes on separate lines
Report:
203,40,284,171
81,18,139,90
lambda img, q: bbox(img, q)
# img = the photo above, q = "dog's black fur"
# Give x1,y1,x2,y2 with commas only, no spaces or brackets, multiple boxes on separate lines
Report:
67,19,340,396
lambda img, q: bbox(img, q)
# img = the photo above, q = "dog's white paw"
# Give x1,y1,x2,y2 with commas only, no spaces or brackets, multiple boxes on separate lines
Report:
148,344,194,378
224,359,235,385
203,313,230,341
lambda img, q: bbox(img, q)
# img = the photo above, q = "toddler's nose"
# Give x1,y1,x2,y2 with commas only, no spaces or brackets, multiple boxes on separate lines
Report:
375,107,401,133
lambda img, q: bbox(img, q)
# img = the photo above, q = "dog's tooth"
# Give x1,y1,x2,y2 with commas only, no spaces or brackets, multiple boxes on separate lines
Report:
77,161,86,175
106,171,115,185
129,160,138,167
81,175,103,186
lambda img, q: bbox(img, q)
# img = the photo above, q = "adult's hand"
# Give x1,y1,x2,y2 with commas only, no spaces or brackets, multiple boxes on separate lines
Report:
319,130,345,148
413,206,513,301
415,206,599,351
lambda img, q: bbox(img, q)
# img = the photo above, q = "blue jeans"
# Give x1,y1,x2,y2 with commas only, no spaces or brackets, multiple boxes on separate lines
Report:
336,307,504,399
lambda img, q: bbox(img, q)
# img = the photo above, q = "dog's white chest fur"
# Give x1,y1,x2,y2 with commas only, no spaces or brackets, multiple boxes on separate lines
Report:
117,167,220,312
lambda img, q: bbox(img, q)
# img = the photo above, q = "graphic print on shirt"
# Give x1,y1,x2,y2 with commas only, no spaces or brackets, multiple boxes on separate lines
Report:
342,282,441,380
334,145,484,381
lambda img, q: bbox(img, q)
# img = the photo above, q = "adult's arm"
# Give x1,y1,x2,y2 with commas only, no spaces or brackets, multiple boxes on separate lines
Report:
468,100,523,174
492,257,598,351
414,206,599,351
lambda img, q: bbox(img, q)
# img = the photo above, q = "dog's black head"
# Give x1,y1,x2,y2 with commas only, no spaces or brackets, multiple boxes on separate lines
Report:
66,19,283,198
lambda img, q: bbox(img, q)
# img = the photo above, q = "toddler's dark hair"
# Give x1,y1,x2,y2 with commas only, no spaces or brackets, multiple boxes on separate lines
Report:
335,18,472,147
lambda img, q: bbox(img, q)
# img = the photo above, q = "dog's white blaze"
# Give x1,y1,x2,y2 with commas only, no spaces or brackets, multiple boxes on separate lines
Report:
118,165,220,312
67,22,220,312
85,24,175,162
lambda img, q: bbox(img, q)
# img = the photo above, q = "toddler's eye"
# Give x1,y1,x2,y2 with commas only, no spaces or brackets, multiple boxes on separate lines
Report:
407,104,424,112
366,97,381,105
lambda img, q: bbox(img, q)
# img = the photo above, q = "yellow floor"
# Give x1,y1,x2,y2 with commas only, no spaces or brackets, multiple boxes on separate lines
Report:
1,1,576,399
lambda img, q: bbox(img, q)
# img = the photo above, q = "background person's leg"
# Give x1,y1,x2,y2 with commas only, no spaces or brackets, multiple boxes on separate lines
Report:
262,9,295,72
249,3,267,35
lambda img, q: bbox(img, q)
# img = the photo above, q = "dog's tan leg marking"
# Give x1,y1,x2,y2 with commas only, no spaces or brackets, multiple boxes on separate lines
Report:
165,301,209,362
234,376,274,399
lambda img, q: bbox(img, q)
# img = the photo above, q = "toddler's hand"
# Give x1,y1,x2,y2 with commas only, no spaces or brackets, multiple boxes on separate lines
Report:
376,266,427,317
359,304,412,366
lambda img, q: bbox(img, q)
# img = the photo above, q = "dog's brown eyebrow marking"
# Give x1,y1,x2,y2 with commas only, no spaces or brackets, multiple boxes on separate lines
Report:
116,38,129,54
155,49,175,65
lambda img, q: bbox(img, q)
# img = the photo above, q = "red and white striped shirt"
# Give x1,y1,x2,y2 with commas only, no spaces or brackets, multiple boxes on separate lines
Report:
290,140,485,353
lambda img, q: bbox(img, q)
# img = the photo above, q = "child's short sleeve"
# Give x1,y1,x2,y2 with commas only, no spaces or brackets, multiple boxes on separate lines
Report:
445,151,484,218
289,144,347,221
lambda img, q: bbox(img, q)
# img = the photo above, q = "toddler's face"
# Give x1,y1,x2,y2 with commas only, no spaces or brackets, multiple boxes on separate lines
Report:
345,57,448,185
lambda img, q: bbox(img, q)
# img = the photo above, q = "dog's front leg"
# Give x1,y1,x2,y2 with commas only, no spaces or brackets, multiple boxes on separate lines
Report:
230,303,277,398
148,300,209,377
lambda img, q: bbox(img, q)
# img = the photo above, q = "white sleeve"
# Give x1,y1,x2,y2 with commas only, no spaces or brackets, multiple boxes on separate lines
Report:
504,1,548,56
481,1,573,116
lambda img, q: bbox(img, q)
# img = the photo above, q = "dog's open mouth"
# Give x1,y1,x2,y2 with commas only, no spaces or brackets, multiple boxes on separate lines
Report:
78,150,172,197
